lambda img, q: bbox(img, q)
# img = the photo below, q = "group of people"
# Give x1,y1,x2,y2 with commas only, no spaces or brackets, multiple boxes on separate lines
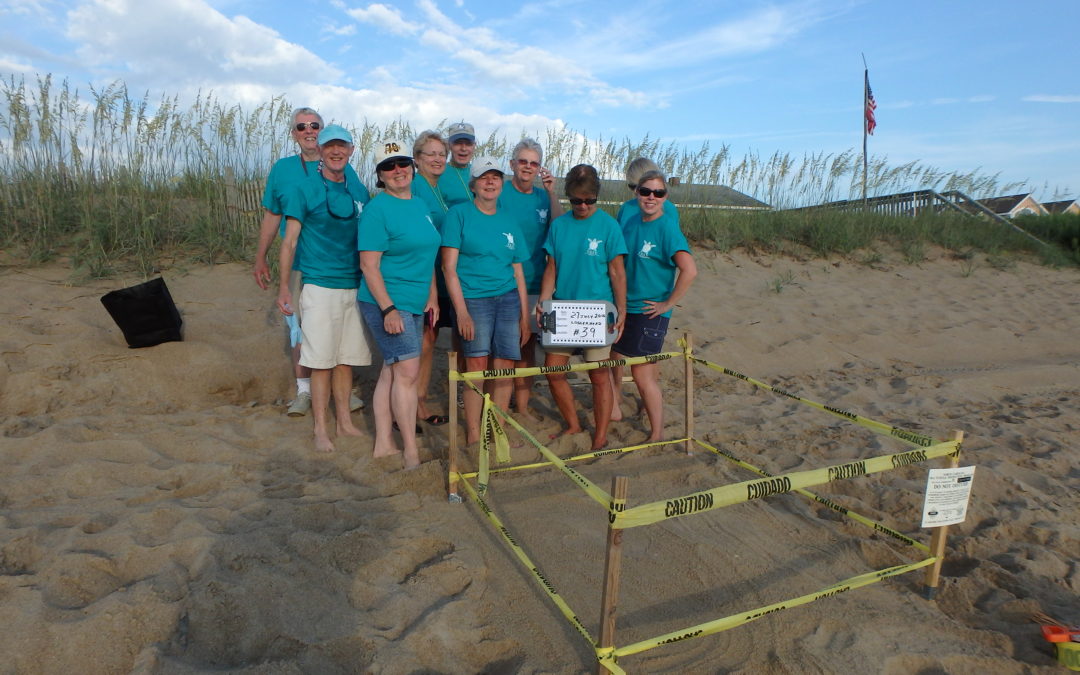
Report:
253,108,697,466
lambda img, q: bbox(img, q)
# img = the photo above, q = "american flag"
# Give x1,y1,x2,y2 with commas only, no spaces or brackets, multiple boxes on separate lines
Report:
865,70,877,135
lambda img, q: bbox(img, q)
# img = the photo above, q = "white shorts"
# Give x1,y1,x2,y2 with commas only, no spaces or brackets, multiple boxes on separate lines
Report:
298,285,373,369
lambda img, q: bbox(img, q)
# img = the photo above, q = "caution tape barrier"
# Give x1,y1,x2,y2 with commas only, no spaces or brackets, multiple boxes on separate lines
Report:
689,355,938,448
449,340,964,672
614,439,958,529
452,351,680,381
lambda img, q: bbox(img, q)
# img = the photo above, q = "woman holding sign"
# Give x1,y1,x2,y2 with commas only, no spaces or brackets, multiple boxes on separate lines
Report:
609,170,697,440
537,164,627,451
441,156,530,447
358,139,442,470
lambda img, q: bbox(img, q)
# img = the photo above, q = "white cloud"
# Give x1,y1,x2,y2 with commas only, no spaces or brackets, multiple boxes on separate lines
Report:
324,23,356,37
65,0,340,86
344,3,420,36
1023,95,1080,103
0,55,34,72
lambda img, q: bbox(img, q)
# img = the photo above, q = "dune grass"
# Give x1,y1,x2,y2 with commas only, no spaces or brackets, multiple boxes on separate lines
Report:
1,74,1075,279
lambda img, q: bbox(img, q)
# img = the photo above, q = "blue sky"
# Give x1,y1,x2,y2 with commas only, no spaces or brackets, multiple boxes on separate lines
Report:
2,0,1078,201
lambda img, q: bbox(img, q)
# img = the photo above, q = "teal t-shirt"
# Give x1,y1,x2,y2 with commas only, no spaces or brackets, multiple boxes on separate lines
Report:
543,210,628,303
621,211,691,317
264,157,369,268
413,173,451,298
442,202,527,299
616,197,679,226
357,193,441,315
281,170,369,289
497,180,551,294
438,164,473,208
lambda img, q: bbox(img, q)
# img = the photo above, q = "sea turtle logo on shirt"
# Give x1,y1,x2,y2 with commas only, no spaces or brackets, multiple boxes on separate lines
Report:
639,240,656,258
502,232,515,249
537,208,548,222
586,238,603,256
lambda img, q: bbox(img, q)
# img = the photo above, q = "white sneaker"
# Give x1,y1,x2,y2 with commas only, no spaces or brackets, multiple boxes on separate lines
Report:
349,391,365,412
287,392,312,417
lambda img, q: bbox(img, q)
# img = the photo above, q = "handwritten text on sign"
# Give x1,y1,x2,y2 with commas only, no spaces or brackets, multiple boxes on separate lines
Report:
547,301,609,346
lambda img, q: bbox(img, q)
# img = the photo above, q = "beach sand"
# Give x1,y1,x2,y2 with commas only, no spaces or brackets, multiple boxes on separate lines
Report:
1,248,1077,673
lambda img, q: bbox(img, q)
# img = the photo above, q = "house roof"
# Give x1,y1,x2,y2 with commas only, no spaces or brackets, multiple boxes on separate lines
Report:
552,177,770,209
978,193,1034,215
1041,199,1079,214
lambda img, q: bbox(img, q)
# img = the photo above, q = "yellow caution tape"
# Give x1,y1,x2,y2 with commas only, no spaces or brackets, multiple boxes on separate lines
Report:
455,472,597,646
694,438,932,552
459,438,687,479
690,356,940,448
612,556,937,659
614,440,959,529
480,393,511,465
451,351,680,381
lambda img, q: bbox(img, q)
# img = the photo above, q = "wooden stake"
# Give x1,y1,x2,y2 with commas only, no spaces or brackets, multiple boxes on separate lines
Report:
598,476,629,674
922,429,963,598
684,332,694,454
448,351,461,502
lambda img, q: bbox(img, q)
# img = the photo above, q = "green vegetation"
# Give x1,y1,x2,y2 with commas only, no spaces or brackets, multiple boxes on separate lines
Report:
1,74,1076,279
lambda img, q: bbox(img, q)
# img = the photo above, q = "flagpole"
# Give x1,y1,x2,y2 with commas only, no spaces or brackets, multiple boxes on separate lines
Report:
862,53,869,211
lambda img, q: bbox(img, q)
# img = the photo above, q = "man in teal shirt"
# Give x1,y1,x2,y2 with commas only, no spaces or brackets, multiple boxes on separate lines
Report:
276,125,373,454
438,121,476,208
252,107,369,417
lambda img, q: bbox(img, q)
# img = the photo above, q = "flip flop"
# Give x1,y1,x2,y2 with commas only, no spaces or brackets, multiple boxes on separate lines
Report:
392,421,423,435
422,414,449,426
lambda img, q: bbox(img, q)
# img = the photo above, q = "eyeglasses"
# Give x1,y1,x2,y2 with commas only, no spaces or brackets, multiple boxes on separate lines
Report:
377,158,413,172
295,122,322,132
568,197,598,206
636,187,668,198
516,158,541,169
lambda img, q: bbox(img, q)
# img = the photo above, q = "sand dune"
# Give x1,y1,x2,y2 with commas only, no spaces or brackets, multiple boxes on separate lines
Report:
1,248,1077,673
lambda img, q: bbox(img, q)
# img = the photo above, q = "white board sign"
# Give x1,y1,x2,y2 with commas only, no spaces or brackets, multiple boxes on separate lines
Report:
921,466,975,527
539,300,617,347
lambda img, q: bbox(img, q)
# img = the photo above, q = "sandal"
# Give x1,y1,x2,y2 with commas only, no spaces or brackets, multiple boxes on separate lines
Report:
422,414,450,426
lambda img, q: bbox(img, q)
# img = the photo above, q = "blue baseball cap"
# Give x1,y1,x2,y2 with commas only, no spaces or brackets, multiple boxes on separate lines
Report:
317,124,353,146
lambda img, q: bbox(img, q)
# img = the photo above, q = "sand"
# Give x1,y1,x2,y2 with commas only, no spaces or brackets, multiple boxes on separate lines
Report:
1,248,1077,674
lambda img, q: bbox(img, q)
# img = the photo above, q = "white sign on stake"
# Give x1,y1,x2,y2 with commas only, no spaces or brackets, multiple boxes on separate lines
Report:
539,300,616,348
921,466,975,528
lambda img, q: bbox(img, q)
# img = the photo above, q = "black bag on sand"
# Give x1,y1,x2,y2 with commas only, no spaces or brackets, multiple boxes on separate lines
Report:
100,277,184,348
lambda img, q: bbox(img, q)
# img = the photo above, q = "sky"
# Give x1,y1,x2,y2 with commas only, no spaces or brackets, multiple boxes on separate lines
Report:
2,0,1078,202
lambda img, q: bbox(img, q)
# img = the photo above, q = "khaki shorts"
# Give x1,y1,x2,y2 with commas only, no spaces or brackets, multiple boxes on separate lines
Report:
298,285,373,369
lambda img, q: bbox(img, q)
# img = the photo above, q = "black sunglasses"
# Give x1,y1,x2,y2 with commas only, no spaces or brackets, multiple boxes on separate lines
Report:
377,158,413,172
568,197,598,206
636,187,668,198
295,122,322,132
321,173,358,220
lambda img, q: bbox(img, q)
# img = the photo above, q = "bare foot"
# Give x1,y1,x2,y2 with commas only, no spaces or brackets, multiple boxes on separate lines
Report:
590,435,608,451
403,448,421,470
610,403,624,422
314,434,336,453
549,427,585,441
373,439,401,458
516,409,543,424
337,421,363,437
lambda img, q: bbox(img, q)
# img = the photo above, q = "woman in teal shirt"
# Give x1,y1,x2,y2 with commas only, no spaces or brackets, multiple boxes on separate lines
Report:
537,164,627,451
610,170,697,441
358,139,442,470
442,156,529,447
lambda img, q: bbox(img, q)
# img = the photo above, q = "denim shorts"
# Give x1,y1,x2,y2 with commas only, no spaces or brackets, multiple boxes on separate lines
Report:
457,289,522,360
358,301,424,365
612,313,670,357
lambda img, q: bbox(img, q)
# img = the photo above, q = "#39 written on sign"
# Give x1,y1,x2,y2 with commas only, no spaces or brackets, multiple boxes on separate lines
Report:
539,300,618,348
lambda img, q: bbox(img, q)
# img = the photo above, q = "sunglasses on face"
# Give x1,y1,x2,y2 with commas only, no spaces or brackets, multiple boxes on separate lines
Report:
377,158,413,172
516,158,541,169
568,197,598,206
637,187,668,198
294,122,322,132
